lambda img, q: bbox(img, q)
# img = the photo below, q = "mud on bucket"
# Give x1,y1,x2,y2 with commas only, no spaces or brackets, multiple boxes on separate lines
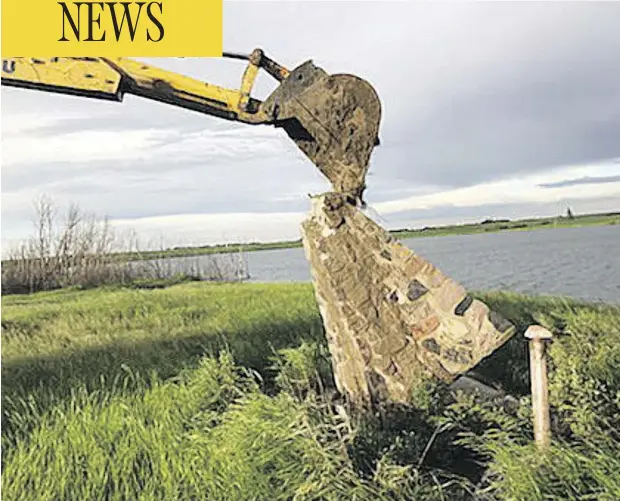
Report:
262,60,382,199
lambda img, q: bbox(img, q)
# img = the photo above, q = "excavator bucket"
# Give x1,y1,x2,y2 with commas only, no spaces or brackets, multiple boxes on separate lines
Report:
261,61,381,200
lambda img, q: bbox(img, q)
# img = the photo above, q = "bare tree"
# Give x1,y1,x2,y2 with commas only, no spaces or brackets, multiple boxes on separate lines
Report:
2,196,250,295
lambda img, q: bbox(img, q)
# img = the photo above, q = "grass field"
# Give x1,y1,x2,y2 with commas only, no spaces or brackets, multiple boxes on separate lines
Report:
2,282,619,500
391,211,620,239
115,211,620,261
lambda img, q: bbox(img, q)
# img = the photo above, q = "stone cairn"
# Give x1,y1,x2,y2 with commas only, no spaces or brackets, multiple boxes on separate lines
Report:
300,192,516,406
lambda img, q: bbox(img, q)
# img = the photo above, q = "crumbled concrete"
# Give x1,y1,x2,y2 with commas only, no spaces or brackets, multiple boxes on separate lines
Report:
301,193,516,406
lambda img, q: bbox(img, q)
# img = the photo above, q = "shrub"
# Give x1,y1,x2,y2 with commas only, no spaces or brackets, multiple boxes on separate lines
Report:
2,196,248,295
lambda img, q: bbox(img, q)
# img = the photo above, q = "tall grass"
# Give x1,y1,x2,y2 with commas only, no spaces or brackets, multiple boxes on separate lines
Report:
2,284,618,500
454,291,620,500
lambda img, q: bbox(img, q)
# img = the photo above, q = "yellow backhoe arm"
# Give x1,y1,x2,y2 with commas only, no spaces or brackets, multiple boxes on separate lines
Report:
1,50,288,124
2,49,382,199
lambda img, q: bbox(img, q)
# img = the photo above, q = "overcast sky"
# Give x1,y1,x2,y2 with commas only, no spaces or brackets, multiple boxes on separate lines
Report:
2,1,620,250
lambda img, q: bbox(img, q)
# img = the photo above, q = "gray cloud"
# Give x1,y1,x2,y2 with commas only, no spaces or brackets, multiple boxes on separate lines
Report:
2,154,326,220
2,1,620,243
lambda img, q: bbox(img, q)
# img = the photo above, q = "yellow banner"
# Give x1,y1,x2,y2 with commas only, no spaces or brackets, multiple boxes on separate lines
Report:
1,0,223,57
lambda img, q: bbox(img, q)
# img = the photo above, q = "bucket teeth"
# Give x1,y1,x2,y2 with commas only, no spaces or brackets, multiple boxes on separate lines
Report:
262,61,381,199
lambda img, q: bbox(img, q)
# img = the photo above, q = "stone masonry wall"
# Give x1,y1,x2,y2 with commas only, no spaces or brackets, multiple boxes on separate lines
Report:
301,193,516,406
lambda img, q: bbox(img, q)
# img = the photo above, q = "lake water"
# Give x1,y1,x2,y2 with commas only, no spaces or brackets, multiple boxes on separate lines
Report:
159,225,620,303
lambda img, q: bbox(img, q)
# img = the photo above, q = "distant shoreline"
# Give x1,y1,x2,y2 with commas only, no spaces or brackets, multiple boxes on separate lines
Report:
119,211,620,262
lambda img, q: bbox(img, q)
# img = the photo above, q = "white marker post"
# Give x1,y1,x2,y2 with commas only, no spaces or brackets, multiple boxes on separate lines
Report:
525,325,553,452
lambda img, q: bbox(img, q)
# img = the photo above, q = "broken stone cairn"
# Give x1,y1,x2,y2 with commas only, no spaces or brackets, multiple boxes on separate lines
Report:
301,192,516,406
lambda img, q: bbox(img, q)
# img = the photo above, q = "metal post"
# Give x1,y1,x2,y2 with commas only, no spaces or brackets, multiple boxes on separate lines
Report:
524,325,553,452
